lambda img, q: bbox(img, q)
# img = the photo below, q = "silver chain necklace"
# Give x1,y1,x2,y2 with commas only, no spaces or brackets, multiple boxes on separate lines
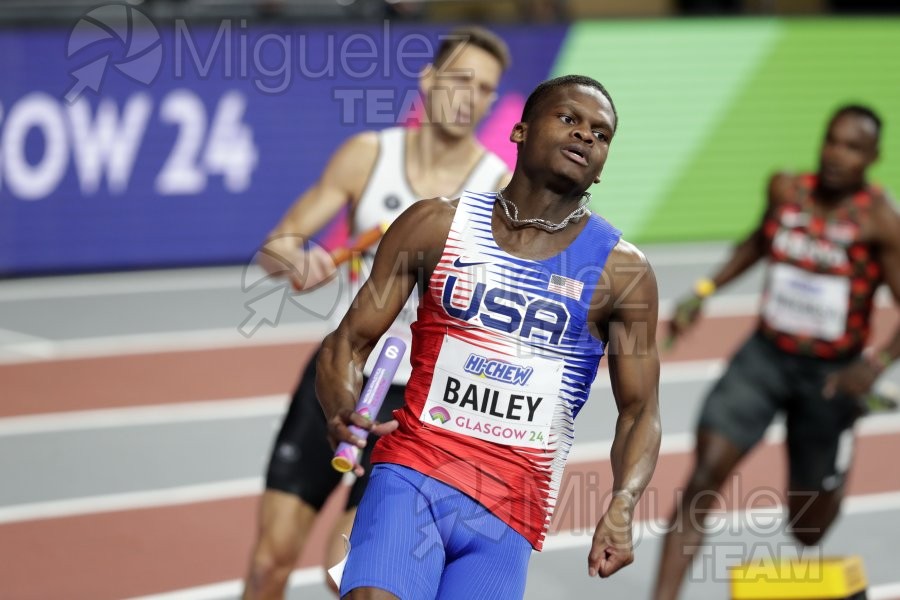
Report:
495,188,591,233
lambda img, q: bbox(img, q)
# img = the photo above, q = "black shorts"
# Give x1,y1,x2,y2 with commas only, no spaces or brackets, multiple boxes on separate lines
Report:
265,349,407,510
698,332,860,491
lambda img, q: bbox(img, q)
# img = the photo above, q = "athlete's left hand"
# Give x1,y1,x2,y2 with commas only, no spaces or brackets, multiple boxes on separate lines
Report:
823,354,881,400
588,494,635,578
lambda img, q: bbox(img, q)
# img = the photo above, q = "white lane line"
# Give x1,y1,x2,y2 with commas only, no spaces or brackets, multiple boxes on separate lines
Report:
0,327,56,359
0,322,329,366
643,249,729,267
568,413,900,463
0,478,263,525
0,395,289,438
0,327,52,344
125,490,900,600
0,267,249,302
127,568,325,600
871,582,900,600
4,413,899,526
0,359,725,437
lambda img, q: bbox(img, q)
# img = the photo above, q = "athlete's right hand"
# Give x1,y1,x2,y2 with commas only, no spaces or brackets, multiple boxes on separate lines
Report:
290,245,338,292
665,295,704,348
258,238,338,292
588,494,635,578
325,408,399,475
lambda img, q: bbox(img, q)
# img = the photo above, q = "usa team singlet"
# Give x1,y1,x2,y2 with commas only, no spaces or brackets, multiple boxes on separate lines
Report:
759,174,884,359
372,191,622,549
339,127,508,385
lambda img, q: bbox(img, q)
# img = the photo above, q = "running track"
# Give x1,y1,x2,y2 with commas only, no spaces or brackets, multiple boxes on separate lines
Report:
0,243,898,600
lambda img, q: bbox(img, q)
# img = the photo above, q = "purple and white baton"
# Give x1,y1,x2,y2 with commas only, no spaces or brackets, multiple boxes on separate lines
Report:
331,336,407,473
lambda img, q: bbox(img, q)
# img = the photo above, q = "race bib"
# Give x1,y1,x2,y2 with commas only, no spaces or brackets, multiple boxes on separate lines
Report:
763,263,850,341
420,335,563,449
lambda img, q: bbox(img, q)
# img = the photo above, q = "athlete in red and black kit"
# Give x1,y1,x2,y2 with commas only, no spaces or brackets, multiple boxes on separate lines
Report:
653,105,900,600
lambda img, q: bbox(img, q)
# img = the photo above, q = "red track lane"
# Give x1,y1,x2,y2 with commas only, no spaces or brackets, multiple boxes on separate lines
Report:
0,344,313,418
1,309,895,418
1,433,898,599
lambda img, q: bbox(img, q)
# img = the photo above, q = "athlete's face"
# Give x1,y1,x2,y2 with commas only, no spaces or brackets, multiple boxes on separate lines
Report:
421,44,503,138
818,113,878,192
511,85,616,192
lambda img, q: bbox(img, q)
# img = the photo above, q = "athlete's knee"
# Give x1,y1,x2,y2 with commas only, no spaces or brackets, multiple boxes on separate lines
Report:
246,538,299,594
786,488,841,546
686,431,743,498
790,526,827,546
684,459,732,501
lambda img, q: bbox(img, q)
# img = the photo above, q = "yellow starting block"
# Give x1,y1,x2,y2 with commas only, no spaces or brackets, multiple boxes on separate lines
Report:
730,556,868,599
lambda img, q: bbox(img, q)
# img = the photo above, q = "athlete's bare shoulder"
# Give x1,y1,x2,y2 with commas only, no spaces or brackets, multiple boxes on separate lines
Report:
869,187,900,246
389,196,457,246
413,195,457,232
870,186,899,213
767,171,799,209
593,238,658,326
606,238,650,269
374,196,457,276
345,130,379,152
321,131,380,202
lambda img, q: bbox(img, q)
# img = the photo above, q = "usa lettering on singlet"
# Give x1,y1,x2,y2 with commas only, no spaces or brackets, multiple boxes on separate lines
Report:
759,174,884,357
333,127,508,385
372,190,623,550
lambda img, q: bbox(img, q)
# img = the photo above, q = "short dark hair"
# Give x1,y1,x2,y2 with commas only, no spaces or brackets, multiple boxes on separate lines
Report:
831,104,882,140
434,26,511,71
521,74,618,131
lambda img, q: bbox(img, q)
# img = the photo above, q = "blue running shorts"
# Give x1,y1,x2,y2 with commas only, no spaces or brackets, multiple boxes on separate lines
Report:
340,463,533,599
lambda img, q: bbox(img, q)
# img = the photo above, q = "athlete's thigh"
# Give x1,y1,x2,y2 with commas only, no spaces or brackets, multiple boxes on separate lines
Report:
265,349,343,510
697,333,788,452
434,502,532,600
786,358,859,491
341,464,445,600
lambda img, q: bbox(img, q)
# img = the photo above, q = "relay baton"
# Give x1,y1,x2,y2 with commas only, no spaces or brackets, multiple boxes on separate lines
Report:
331,336,407,473
330,221,390,266
291,221,389,292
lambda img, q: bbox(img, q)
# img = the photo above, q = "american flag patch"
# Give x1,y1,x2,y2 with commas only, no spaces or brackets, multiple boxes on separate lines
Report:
548,274,584,300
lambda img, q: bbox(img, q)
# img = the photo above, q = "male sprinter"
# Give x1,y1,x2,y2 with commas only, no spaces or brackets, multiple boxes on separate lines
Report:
243,27,512,599
319,74,662,599
653,105,900,600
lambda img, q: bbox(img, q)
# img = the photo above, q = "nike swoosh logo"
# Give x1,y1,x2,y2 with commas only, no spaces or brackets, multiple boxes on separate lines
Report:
453,257,487,268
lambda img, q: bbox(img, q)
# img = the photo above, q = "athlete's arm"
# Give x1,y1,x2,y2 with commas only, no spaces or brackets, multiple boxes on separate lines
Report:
257,132,379,290
874,195,900,366
668,172,789,340
824,193,900,398
588,241,662,579
317,198,454,454
706,172,792,287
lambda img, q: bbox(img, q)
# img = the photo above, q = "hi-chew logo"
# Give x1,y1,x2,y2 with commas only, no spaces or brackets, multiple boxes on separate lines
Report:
463,354,533,386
